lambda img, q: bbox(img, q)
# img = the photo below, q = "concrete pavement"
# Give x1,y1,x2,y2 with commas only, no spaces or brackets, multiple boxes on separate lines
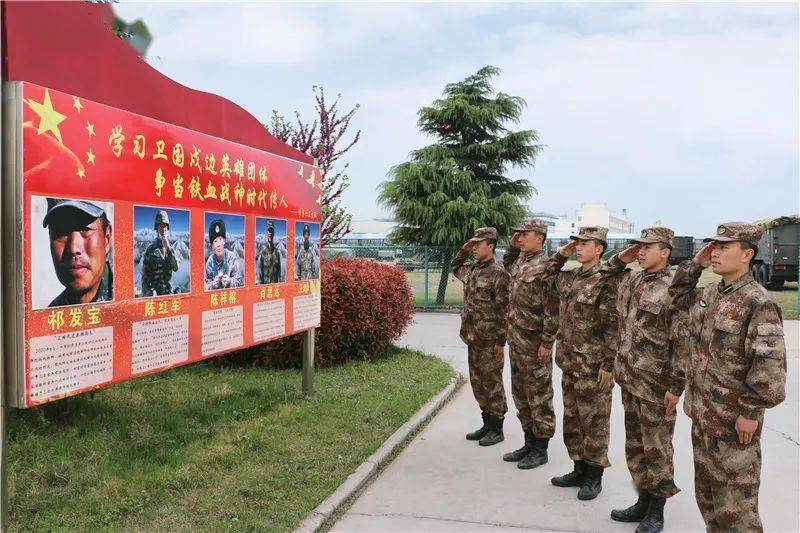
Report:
332,313,799,532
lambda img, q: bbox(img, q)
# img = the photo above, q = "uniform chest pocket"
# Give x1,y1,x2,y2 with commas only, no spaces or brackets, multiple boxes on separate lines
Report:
638,298,663,316
575,289,599,306
473,279,493,300
714,316,743,334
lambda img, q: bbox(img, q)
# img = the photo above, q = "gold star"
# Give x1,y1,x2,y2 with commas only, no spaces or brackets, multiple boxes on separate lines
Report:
76,167,86,179
23,89,67,144
86,121,96,137
86,149,96,165
73,96,83,113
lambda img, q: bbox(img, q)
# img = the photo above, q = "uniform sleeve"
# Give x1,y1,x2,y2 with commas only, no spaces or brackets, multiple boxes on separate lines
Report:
739,301,787,418
599,275,622,372
540,277,560,350
668,260,704,312
168,247,179,272
601,254,630,279
205,258,216,290
450,249,472,282
502,246,521,270
667,307,689,396
229,255,242,288
493,270,511,346
277,254,282,281
541,253,569,348
141,250,153,296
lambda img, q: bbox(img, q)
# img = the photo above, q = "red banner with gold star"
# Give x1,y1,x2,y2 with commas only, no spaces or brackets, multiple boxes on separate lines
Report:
7,82,322,408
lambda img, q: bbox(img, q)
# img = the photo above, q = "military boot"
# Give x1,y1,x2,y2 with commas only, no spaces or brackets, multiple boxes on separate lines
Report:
611,491,650,522
478,415,504,446
503,429,533,462
635,496,665,533
577,464,604,500
518,437,549,469
466,412,489,441
551,460,586,487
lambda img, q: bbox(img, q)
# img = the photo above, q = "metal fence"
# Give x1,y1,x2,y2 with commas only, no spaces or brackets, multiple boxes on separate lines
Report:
323,240,644,309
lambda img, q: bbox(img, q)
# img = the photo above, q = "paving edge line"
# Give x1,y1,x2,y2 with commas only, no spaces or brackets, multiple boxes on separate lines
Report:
293,373,465,533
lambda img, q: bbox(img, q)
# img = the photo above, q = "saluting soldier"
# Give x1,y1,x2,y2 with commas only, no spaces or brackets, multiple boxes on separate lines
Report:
141,210,179,296
501,219,558,469
258,221,282,284
540,226,623,500
451,227,511,446
602,227,689,533
669,222,786,533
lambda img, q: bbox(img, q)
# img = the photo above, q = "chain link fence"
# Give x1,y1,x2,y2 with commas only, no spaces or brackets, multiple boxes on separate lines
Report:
324,239,641,309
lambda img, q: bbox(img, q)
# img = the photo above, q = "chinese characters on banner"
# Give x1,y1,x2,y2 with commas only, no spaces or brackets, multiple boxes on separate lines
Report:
10,82,322,407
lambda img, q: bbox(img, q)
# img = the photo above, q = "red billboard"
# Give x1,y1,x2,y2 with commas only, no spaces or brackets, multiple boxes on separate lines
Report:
4,81,322,408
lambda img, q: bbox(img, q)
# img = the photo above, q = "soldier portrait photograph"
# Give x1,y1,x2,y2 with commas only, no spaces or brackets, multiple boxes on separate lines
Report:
204,212,245,291
294,221,320,281
30,196,114,309
133,206,191,298
255,217,287,285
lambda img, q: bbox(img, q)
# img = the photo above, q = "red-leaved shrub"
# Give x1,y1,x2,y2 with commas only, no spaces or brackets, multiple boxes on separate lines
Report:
222,258,414,366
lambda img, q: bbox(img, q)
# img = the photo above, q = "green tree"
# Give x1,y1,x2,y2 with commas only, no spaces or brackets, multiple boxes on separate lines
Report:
378,66,542,304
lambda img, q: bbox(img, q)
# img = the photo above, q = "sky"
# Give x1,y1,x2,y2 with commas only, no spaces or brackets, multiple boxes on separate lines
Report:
115,2,799,236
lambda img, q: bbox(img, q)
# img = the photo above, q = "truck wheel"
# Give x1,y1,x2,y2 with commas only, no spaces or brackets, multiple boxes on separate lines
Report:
766,275,784,289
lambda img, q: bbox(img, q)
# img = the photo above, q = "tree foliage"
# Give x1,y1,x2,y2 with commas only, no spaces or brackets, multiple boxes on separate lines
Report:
378,65,542,248
268,87,361,245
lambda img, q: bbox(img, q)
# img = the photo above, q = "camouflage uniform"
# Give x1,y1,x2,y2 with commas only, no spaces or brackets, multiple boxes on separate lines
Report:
503,219,558,440
142,211,179,296
669,222,787,533
602,227,688,501
451,227,510,421
259,244,282,284
258,223,281,284
296,225,318,280
545,226,622,470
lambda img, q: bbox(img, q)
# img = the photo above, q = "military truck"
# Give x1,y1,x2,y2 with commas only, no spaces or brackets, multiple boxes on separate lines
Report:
752,216,799,288
669,236,694,265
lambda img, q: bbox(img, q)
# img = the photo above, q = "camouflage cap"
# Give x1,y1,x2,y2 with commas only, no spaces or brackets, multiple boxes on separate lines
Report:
569,226,608,243
703,222,763,247
632,226,674,247
43,197,106,228
469,227,498,242
513,218,548,235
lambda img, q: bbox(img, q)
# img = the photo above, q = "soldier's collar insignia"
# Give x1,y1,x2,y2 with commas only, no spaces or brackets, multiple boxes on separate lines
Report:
699,299,708,307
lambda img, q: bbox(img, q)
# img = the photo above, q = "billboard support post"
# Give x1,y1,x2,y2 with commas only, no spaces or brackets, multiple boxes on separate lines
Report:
301,329,315,396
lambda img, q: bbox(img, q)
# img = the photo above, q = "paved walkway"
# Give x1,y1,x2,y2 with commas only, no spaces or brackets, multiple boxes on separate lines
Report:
332,313,800,532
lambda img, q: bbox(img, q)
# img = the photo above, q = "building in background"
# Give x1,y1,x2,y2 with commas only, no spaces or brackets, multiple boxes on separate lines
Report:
552,202,634,234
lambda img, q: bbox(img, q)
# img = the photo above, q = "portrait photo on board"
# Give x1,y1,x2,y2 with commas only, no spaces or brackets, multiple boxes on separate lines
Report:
133,206,191,297
255,218,287,285
204,212,245,290
30,196,115,309
294,221,320,281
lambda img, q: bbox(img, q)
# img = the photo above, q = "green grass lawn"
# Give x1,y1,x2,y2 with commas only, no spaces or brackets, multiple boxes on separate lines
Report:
406,262,799,318
7,348,455,532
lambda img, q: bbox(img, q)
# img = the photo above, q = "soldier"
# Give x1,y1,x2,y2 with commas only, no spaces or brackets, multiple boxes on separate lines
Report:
501,219,558,469
296,224,318,280
141,210,179,296
43,198,114,306
451,227,511,446
602,227,688,533
669,222,786,532
205,218,242,290
540,226,622,500
258,221,282,284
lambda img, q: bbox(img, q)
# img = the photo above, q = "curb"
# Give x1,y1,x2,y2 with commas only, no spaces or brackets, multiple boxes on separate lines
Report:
293,373,465,533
